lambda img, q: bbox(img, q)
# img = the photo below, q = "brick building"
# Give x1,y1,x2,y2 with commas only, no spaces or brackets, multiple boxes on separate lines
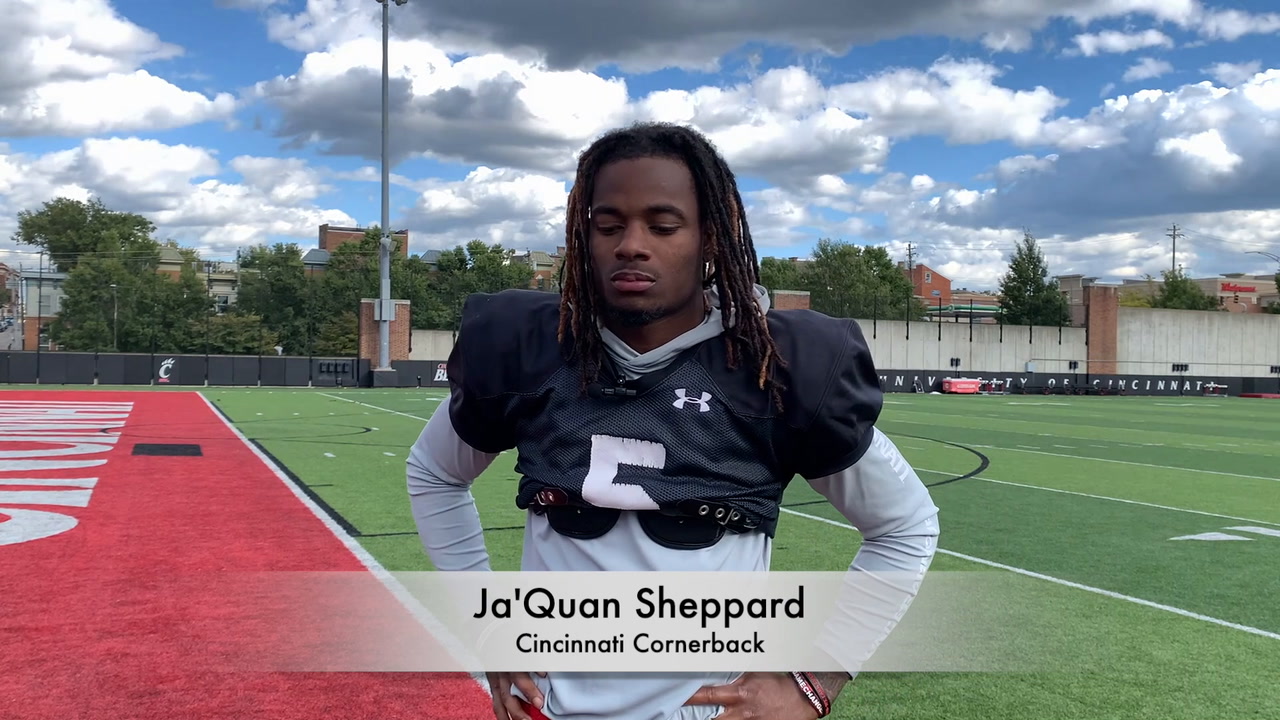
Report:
901,262,1002,322
319,223,410,257
904,263,952,308
1121,272,1277,313
0,263,17,319
771,289,810,310
1061,272,1280,316
512,248,562,290
21,269,67,351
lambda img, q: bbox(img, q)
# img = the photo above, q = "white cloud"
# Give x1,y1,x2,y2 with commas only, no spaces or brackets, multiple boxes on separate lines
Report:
242,12,1280,290
1155,129,1242,177
0,0,181,97
254,34,631,174
400,167,568,251
1070,29,1173,57
1123,57,1174,82
0,0,236,136
0,139,355,259
892,70,1280,286
1,70,236,136
386,0,1202,72
1193,8,1280,41
263,0,378,53
1204,60,1263,86
989,154,1059,183
828,59,1114,150
215,0,283,9
8,0,1278,294
258,41,1117,194
981,29,1034,53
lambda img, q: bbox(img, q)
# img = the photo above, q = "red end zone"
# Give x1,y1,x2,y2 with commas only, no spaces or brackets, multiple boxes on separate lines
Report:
0,391,493,720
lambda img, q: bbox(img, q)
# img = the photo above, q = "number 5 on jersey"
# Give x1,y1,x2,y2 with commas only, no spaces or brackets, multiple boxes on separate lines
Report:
580,434,664,510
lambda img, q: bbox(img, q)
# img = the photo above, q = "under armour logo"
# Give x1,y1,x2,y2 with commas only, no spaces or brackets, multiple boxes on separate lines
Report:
672,388,711,412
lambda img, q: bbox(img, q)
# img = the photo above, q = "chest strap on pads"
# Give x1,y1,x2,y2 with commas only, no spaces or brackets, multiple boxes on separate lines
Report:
526,488,764,547
674,499,762,532
528,488,620,540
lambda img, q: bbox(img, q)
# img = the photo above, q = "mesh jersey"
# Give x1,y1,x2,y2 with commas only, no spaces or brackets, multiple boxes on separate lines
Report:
446,290,884,534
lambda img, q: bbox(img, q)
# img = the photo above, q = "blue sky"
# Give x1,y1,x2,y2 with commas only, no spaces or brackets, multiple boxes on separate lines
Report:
2,0,1280,289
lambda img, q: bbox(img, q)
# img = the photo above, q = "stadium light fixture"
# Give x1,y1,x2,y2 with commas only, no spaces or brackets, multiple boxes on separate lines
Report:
374,0,408,373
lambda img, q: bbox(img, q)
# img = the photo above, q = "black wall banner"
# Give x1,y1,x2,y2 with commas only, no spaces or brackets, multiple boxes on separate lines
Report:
0,351,1276,396
0,352,363,388
876,370,1259,396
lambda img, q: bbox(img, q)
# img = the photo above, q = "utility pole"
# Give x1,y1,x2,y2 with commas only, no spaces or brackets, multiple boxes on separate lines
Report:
375,0,407,380
1167,224,1180,273
906,243,915,274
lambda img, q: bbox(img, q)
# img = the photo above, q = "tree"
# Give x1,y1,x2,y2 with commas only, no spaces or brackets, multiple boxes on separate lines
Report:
417,240,535,330
1118,283,1155,307
756,240,924,320
1150,267,1219,311
202,312,279,355
759,257,805,295
997,231,1071,326
48,249,213,353
13,197,159,272
234,243,310,353
313,311,358,355
297,229,534,335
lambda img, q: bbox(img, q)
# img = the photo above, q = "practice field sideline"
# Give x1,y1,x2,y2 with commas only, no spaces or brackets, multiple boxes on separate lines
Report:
0,390,492,720
2,385,1277,719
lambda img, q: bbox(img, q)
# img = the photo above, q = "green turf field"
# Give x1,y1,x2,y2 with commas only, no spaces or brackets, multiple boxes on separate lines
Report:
201,388,1279,719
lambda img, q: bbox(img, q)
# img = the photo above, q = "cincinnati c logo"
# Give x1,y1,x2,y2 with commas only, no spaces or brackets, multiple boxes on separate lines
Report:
158,358,175,383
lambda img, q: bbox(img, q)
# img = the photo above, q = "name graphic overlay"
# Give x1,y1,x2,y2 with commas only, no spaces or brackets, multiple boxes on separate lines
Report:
473,583,805,656
226,570,1063,674
394,570,1032,673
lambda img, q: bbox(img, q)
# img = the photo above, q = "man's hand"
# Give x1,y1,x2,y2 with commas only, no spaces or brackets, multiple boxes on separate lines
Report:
683,671,847,720
486,671,546,720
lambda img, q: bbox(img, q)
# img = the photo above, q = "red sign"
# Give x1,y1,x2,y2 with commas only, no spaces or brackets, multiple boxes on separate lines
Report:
1221,282,1256,293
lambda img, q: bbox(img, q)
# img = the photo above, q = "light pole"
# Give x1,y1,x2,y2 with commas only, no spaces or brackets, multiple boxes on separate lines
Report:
1247,250,1280,266
110,283,118,351
375,0,407,376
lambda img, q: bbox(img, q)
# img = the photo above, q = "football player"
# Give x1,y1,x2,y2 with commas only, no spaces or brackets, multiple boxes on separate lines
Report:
408,122,940,720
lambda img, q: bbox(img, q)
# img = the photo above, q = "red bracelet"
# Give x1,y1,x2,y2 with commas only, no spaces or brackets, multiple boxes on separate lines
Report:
789,671,831,717
801,672,831,712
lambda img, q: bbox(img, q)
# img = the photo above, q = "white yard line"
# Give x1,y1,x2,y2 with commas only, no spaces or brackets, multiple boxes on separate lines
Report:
956,443,1280,483
319,392,430,423
198,393,490,697
888,419,1280,470
916,468,1280,528
780,506,1280,642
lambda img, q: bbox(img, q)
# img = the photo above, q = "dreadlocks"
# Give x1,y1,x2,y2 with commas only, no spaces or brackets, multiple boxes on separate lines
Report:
556,122,786,407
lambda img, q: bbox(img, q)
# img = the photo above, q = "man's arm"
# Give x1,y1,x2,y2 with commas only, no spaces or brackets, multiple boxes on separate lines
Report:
685,444,937,720
804,426,940,701
406,397,500,572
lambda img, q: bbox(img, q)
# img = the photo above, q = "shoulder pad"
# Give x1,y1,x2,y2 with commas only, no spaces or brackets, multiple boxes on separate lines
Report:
446,289,562,452
768,308,883,479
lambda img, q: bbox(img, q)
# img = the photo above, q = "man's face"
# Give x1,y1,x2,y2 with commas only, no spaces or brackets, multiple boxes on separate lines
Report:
588,156,704,328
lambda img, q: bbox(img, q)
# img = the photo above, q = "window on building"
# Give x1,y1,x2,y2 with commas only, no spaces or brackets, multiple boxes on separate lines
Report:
924,272,932,284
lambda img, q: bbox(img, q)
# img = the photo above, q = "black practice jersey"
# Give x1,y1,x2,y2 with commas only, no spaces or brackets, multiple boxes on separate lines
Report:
445,290,883,537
